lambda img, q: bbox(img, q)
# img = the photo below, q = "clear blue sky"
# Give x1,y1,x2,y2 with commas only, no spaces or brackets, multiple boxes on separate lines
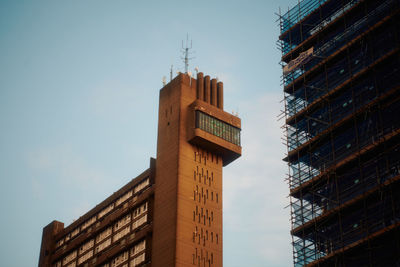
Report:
0,0,295,266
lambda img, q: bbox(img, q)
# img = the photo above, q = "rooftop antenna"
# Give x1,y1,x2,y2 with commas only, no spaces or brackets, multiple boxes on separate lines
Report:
181,34,194,73
170,65,173,81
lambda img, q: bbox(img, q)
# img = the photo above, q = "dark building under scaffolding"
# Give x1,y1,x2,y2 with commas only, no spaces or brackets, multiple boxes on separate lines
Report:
278,0,400,266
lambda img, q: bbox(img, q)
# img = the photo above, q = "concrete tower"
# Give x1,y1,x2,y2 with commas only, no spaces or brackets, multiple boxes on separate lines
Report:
152,72,241,266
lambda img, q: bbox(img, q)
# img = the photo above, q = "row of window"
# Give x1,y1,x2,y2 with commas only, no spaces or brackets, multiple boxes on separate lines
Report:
79,239,94,255
193,247,214,266
194,149,220,166
96,213,147,256
55,218,147,267
193,205,214,226
102,240,146,267
101,240,146,267
98,203,114,219
77,250,93,265
54,202,148,267
113,226,130,242
193,226,219,246
195,111,241,146
62,262,75,267
194,185,218,205
114,213,131,232
55,178,150,249
97,227,112,244
96,238,112,254
194,166,214,187
116,191,133,207
62,251,76,266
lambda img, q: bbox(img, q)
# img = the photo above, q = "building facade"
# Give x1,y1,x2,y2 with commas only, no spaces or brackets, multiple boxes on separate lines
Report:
38,72,241,267
279,0,400,266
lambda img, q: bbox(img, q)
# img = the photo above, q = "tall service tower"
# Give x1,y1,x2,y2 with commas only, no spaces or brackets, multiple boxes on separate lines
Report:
152,72,241,266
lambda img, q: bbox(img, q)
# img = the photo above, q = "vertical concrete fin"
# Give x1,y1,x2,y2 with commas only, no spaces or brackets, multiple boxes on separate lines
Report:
211,78,217,106
197,72,204,100
217,82,224,109
204,75,210,103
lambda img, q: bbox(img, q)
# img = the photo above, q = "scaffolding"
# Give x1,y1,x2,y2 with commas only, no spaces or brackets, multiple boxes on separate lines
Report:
278,0,400,266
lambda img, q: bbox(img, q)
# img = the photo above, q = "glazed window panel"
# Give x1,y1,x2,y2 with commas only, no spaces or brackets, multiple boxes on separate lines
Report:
77,250,93,265
134,178,150,193
98,203,114,219
132,214,147,230
110,250,129,267
131,239,146,256
62,250,77,265
70,227,80,239
113,225,130,242
81,216,96,231
79,239,94,255
64,262,76,267
195,111,241,146
95,238,111,253
96,227,112,243
55,239,64,249
130,253,145,267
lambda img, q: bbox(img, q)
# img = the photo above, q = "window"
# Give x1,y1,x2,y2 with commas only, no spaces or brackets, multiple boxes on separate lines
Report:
56,238,64,248
143,202,147,212
195,111,241,146
79,239,94,255
133,202,147,219
98,203,114,219
96,227,112,243
71,228,80,239
62,250,77,265
130,253,145,267
134,178,150,194
65,262,76,267
81,216,96,231
116,190,133,206
78,250,93,265
113,226,130,242
133,214,147,230
114,214,131,231
131,239,146,256
110,251,128,267
95,238,111,253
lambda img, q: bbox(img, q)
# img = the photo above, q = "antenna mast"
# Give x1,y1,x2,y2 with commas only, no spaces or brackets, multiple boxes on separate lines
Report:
181,34,194,73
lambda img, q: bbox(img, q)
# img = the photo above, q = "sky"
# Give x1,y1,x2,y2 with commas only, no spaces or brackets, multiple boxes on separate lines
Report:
0,0,296,266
